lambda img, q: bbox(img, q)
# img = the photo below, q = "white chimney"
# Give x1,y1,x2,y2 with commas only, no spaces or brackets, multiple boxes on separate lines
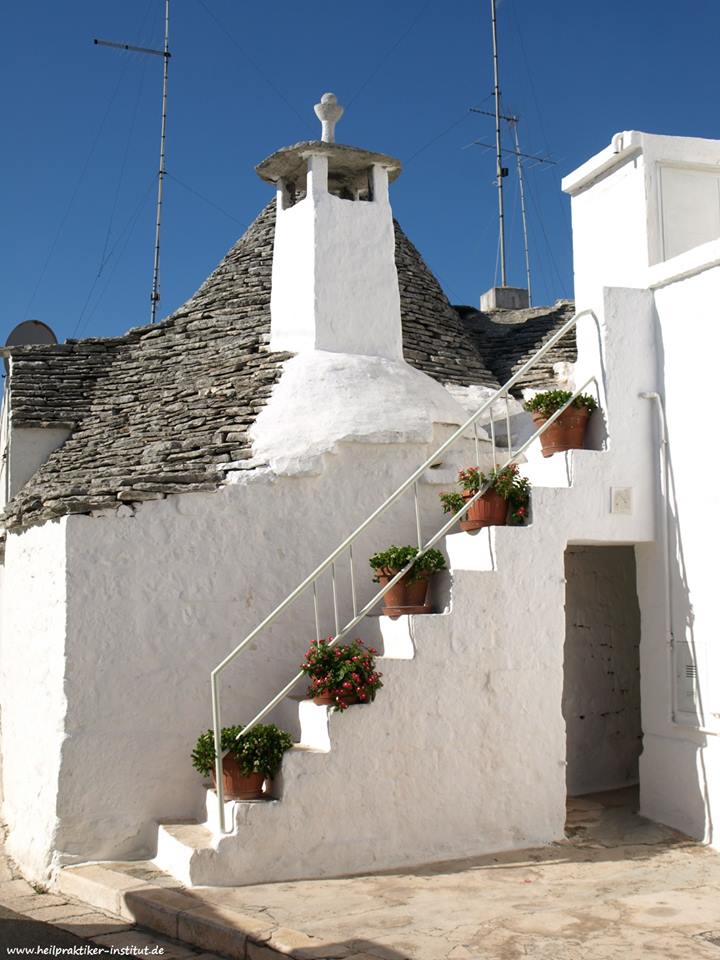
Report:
256,92,404,359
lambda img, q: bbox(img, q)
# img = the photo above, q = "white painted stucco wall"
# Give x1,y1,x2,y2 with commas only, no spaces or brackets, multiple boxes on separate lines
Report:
149,276,662,886
1,273,661,883
0,519,68,878
563,545,642,797
565,131,720,846
249,350,475,473
4,432,489,876
6,427,71,505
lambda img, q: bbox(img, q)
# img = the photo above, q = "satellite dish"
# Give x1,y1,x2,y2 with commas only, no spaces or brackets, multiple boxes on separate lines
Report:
3,320,58,375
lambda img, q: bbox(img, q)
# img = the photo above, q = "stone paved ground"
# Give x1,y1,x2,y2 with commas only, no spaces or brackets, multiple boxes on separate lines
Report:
7,789,720,960
0,828,223,958
62,787,720,960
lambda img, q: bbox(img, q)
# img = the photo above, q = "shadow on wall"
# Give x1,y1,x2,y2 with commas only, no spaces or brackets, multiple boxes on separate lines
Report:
652,314,714,844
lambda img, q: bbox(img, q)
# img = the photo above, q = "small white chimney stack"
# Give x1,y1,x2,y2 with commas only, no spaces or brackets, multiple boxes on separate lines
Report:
256,92,404,359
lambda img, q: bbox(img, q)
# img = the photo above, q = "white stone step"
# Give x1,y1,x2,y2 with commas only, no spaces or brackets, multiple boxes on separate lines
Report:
154,820,214,887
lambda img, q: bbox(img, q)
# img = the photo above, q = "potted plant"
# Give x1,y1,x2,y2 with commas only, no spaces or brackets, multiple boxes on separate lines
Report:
440,464,530,531
368,545,446,616
525,389,597,458
192,723,293,800
300,638,383,710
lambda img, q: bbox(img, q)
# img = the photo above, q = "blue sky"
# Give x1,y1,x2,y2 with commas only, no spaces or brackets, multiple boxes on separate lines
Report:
2,0,719,346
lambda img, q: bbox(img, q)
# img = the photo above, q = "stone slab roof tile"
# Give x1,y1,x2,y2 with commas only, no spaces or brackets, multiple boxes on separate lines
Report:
2,203,524,532
457,300,577,393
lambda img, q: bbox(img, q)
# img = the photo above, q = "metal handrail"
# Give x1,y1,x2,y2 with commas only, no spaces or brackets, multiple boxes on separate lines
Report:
210,308,599,831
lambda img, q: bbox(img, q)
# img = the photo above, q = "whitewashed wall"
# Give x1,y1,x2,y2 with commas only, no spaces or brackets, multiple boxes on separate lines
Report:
565,131,720,847
162,334,662,886
0,287,661,881
7,436,482,876
0,520,68,879
638,256,720,844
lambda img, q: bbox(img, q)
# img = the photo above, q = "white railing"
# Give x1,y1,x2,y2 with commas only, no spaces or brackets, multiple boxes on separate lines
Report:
211,308,600,831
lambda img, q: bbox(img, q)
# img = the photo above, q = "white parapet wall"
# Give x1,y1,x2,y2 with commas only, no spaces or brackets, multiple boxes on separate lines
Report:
565,130,720,847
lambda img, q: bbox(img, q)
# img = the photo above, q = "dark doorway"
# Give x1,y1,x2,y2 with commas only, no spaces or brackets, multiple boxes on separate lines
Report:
563,545,643,798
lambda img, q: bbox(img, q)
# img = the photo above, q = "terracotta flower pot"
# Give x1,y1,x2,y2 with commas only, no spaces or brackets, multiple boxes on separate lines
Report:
460,488,508,531
212,755,266,800
377,570,432,617
532,406,590,458
312,691,359,707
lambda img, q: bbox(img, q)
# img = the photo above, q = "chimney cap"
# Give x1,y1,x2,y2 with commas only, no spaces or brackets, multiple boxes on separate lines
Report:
256,140,402,191
314,92,344,143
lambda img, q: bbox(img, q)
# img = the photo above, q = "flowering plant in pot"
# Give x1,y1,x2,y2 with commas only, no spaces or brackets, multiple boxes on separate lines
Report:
368,544,446,616
525,390,597,458
192,723,293,800
300,638,383,710
440,464,530,530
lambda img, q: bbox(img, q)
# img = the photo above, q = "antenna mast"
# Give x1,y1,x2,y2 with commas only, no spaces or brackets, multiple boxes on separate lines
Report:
508,117,532,305
490,0,507,287
94,0,171,325
469,107,556,305
150,0,170,324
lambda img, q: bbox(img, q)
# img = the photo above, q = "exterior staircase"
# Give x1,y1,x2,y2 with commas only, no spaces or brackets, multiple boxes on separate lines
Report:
58,300,659,890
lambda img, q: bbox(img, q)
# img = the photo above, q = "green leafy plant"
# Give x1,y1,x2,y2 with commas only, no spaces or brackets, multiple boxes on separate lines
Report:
191,723,293,778
368,545,446,584
525,389,597,418
439,464,531,526
300,638,383,710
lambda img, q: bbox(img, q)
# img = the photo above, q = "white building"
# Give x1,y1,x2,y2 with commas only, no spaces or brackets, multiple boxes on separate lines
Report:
0,96,718,888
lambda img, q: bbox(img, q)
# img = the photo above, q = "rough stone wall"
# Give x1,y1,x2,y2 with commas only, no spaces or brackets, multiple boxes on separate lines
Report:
394,225,499,388
457,300,577,394
563,545,643,796
3,204,291,531
8,343,118,429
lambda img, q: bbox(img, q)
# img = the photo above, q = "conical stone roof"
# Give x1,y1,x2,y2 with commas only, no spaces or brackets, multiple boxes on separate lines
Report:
3,203,499,531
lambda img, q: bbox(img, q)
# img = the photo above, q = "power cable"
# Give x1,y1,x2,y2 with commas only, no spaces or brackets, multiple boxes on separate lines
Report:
404,111,475,166
346,0,434,107
97,12,156,273
24,0,157,321
71,177,156,339
193,0,304,125
165,172,246,226
524,172,567,298
23,55,136,319
508,0,573,247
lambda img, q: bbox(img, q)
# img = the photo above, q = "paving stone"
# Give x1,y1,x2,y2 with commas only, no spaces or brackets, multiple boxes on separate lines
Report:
52,912,135,937
0,878,36,900
58,864,146,916
121,885,200,936
266,927,352,959
4,892,72,912
177,904,254,959
11,901,92,923
92,929,197,959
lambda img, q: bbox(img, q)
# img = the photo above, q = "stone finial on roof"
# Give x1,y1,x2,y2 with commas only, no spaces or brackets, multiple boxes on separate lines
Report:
314,92,343,143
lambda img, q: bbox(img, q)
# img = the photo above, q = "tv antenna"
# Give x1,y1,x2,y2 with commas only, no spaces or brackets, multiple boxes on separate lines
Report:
469,107,556,306
465,1,558,306
94,0,171,324
490,0,507,287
